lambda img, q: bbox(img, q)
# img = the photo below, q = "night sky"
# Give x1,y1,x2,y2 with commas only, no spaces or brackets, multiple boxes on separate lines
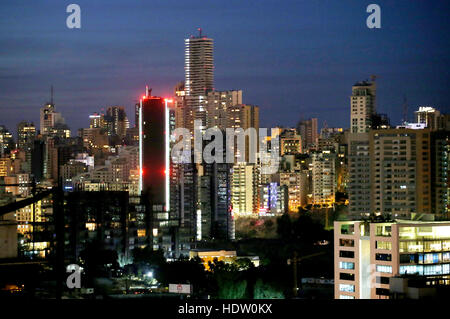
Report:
1,0,449,136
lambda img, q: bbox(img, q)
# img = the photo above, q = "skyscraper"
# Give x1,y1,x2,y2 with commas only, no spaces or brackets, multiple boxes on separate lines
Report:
39,102,64,136
311,150,336,206
350,80,376,133
0,126,14,157
348,128,441,219
105,106,129,138
206,90,242,129
184,29,214,131
138,90,170,208
17,121,36,150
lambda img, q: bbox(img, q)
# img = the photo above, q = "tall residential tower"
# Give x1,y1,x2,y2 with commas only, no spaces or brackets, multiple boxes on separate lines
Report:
184,29,214,131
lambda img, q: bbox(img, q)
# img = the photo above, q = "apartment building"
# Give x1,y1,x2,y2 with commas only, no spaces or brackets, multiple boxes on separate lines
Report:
334,220,450,299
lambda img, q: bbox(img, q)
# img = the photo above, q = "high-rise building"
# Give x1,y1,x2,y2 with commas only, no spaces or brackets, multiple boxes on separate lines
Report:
347,128,443,219
430,131,450,218
139,92,170,208
40,102,64,135
350,80,376,133
280,128,302,155
17,121,36,150
184,29,214,130
347,132,371,216
15,125,33,175
259,182,288,215
311,150,336,206
206,90,242,128
0,125,14,157
280,169,308,212
138,89,173,251
231,163,260,216
89,112,106,129
334,219,450,299
105,106,129,138
297,118,318,150
173,82,188,130
414,106,446,131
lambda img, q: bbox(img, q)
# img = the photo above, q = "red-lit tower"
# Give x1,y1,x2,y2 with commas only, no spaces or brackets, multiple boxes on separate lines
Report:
138,86,172,211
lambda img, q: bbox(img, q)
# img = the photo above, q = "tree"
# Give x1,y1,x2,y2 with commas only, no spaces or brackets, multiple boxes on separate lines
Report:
253,279,284,299
209,259,248,299
234,258,254,271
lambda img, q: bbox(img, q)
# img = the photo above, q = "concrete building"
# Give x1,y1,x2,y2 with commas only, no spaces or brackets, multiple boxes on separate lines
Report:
184,30,214,131
231,163,260,216
347,128,446,219
311,151,336,206
350,80,376,133
334,219,450,299
280,169,308,212
0,126,14,157
39,102,64,136
414,106,445,131
89,112,106,129
206,90,242,129
259,182,288,215
17,121,36,150
297,118,318,151
280,129,302,155
105,106,129,138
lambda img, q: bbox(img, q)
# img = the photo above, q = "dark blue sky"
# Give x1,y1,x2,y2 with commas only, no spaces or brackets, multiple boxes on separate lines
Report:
1,0,449,136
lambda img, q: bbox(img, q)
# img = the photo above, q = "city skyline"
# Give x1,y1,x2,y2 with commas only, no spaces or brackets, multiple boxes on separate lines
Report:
1,0,450,303
1,0,449,136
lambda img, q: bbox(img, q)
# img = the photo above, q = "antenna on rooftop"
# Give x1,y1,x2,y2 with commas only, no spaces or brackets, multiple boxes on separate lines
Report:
198,27,202,37
50,85,54,105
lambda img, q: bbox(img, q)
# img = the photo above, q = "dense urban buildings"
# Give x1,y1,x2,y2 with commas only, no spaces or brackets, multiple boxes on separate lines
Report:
0,27,449,302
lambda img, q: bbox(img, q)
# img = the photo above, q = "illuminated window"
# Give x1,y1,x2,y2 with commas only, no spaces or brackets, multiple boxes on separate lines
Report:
339,262,355,270
376,265,392,273
376,241,392,250
400,265,423,275
339,295,355,299
137,229,146,237
339,284,355,292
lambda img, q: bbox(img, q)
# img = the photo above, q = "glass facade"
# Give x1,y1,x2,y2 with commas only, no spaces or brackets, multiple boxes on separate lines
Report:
399,264,450,275
399,239,450,253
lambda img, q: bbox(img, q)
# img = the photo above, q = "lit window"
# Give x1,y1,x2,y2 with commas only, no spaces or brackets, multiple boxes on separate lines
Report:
339,262,355,270
376,265,392,273
339,284,355,292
